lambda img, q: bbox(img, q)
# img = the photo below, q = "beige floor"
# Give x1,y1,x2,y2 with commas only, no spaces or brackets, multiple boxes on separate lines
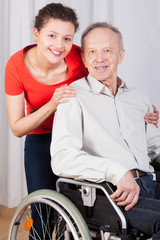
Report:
0,205,16,240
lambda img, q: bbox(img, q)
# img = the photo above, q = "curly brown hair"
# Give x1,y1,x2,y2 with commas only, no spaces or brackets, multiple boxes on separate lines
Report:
34,3,79,32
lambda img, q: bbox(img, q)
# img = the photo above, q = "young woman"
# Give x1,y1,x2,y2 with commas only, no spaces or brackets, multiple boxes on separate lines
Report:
5,2,159,239
5,3,87,238
5,2,87,194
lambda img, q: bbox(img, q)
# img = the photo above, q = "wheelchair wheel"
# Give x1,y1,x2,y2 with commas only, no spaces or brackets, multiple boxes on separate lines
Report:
8,189,91,240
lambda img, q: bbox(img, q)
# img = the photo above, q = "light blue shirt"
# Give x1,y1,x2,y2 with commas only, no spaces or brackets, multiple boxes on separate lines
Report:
51,74,160,185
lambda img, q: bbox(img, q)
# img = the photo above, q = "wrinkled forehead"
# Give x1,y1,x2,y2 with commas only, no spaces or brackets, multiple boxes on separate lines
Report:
84,27,119,49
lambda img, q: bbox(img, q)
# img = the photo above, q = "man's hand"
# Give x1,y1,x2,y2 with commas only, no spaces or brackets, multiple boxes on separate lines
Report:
144,105,159,128
110,171,140,211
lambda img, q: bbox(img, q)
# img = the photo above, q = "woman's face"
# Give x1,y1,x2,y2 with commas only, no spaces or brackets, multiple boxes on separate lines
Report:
34,18,75,65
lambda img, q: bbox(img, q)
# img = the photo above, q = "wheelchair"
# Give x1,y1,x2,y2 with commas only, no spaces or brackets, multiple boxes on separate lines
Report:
8,162,160,240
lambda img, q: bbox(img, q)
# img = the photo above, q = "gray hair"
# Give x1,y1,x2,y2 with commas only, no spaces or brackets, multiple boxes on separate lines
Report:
81,22,124,53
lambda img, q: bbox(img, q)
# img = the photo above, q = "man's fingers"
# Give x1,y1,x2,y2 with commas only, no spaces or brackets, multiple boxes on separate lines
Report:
117,192,134,207
117,192,139,211
124,193,139,211
111,190,139,211
111,191,128,202
110,189,123,200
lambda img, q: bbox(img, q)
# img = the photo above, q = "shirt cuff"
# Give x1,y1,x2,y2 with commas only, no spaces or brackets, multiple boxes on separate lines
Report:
105,163,129,185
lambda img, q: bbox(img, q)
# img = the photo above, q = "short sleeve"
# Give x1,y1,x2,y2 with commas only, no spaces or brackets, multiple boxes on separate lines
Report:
5,56,24,95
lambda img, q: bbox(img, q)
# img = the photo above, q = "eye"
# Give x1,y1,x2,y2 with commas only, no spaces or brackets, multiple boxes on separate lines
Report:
104,49,110,53
49,34,56,38
90,50,95,54
65,37,71,41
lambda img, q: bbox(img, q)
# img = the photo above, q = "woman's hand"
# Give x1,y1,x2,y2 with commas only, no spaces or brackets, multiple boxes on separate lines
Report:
49,84,76,110
144,105,159,128
6,85,76,137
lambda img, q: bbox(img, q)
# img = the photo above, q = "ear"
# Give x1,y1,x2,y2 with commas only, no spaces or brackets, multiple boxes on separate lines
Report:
118,49,125,64
33,28,39,42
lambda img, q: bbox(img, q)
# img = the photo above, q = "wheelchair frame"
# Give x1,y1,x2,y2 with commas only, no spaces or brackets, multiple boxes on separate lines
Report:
57,178,127,239
8,176,153,240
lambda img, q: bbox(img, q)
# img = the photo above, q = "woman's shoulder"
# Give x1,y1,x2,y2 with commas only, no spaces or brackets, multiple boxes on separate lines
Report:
67,44,81,58
7,44,36,67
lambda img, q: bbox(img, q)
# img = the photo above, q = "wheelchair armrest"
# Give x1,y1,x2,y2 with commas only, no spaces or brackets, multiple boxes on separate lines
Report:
56,177,128,229
56,177,117,195
100,182,117,195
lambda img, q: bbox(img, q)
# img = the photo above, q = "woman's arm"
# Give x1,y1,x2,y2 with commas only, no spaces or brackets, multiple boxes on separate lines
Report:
6,85,76,137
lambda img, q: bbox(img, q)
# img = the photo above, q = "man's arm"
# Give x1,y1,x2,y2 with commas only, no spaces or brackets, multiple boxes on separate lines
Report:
51,97,128,185
110,105,160,211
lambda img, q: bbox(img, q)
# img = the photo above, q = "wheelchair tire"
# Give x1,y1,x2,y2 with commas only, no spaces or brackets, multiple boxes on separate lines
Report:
8,189,92,240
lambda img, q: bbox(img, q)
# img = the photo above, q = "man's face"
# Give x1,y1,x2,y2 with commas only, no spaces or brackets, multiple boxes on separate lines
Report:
82,27,125,83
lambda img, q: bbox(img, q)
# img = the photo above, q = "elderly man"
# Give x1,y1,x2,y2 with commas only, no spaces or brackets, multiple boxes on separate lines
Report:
51,22,160,238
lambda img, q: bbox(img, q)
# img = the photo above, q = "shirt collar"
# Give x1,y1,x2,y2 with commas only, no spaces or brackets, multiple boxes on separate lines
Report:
86,74,128,96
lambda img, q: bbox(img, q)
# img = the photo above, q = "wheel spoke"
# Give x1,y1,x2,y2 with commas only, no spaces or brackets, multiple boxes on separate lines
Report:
8,190,91,240
34,203,52,239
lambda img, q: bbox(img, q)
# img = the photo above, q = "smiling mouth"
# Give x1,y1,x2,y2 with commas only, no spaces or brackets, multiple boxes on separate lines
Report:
95,66,108,72
50,49,63,56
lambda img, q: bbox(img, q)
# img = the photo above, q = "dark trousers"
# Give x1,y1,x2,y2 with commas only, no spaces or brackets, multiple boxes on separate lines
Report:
24,133,57,192
126,174,160,240
24,133,57,239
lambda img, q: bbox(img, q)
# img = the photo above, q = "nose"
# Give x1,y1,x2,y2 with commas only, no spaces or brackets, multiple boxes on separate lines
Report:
96,51,105,62
54,37,64,49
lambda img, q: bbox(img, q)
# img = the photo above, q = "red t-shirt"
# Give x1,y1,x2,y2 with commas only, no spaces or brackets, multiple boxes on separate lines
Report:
5,44,87,134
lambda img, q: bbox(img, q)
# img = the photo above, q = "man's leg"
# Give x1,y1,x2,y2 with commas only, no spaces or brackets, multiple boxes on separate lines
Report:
125,196,160,239
125,175,160,240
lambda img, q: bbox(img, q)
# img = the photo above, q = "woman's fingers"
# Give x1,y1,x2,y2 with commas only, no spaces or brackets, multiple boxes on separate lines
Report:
55,85,76,101
144,109,159,127
50,85,76,110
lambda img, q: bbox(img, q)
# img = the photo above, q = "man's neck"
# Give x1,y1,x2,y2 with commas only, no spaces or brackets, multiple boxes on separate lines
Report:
99,77,118,96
